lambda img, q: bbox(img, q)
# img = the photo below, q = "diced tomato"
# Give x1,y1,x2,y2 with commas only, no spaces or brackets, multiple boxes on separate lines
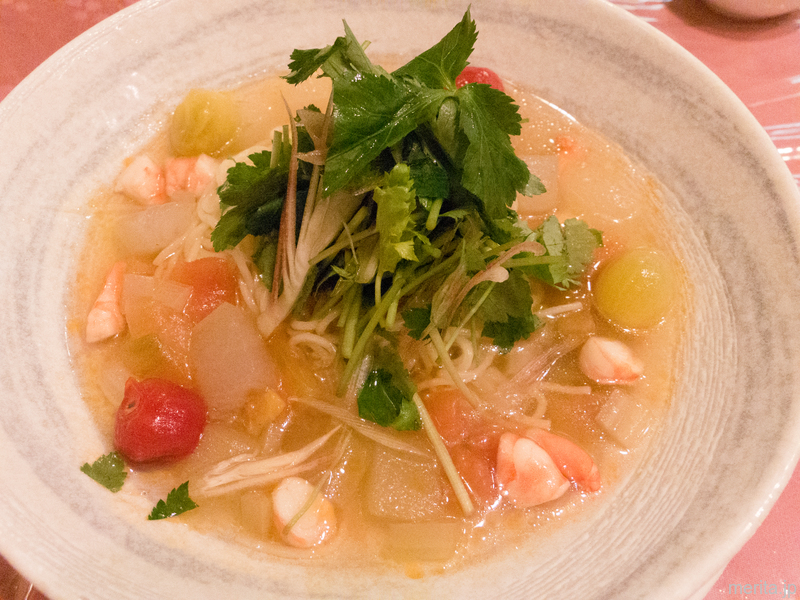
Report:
455,66,504,92
115,377,207,463
450,445,500,508
465,419,504,457
170,257,239,323
423,388,504,506
424,388,475,446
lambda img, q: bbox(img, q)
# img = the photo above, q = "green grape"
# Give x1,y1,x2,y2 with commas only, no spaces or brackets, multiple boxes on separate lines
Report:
593,248,677,330
169,89,239,156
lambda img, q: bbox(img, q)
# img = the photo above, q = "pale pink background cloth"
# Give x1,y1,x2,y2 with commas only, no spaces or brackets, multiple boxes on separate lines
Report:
0,1,798,598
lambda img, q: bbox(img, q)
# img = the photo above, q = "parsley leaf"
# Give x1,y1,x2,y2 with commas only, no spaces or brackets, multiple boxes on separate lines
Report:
147,481,198,520
212,150,289,251
483,313,542,353
80,452,127,493
477,270,531,323
357,347,420,430
408,155,449,200
478,270,543,351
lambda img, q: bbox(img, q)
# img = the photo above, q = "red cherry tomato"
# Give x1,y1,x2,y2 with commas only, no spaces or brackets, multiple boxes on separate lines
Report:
455,66,504,92
114,378,207,463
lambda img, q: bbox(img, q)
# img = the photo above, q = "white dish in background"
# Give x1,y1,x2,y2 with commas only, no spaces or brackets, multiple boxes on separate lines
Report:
1,0,800,598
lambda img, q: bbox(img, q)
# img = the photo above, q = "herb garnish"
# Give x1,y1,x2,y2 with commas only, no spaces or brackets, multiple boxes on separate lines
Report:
210,9,602,427
80,452,127,493
357,346,421,430
147,481,198,520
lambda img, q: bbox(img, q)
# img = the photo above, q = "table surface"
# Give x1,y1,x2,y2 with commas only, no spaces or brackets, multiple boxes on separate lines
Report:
1,1,799,598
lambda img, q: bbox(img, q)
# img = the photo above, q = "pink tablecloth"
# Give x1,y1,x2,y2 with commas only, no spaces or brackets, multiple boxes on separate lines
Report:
1,1,798,599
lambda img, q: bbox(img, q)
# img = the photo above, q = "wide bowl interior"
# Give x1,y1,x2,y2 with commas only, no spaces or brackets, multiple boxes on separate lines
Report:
1,0,800,598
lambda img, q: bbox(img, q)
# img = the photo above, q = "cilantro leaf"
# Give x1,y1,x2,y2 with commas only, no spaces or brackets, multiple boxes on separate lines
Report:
483,313,542,353
530,216,603,287
565,218,603,271
456,83,530,219
80,452,127,493
402,305,432,340
392,9,477,90
147,481,198,520
211,151,289,251
477,270,531,323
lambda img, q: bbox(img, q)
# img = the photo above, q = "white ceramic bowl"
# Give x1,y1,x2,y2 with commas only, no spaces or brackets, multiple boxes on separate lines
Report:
1,1,800,598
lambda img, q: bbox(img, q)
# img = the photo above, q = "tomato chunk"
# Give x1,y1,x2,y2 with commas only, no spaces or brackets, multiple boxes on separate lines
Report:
455,66,504,92
115,377,207,463
425,388,474,446
450,445,500,508
171,257,238,323
424,388,503,506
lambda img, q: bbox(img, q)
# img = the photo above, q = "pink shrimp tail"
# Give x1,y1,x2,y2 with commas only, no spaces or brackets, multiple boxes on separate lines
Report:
525,428,601,493
85,261,127,343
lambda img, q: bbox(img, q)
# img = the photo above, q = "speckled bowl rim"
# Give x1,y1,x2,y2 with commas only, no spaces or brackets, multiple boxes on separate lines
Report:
1,1,800,599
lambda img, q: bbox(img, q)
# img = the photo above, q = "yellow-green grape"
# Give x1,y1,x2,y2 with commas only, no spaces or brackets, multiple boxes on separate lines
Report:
169,89,239,156
593,248,677,330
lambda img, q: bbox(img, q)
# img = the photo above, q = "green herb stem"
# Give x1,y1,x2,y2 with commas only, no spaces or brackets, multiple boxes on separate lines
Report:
426,198,443,231
503,255,563,268
337,284,356,328
283,471,332,537
338,276,405,396
270,129,282,169
400,253,460,297
341,285,362,359
428,327,482,408
412,393,474,516
444,281,496,350
309,227,378,266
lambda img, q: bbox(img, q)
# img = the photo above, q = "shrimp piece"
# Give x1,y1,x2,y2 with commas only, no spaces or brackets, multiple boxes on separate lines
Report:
115,155,166,205
272,476,336,548
85,261,126,343
164,154,218,199
579,336,643,385
496,432,570,507
524,428,601,492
